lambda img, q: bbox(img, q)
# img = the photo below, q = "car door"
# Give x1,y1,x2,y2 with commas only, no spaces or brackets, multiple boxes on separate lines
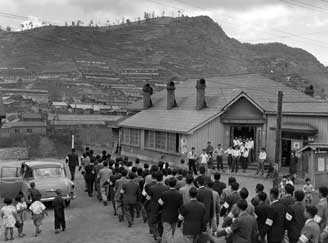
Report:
0,166,23,199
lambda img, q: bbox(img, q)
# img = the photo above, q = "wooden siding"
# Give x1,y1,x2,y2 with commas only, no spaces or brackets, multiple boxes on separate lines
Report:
221,97,264,121
265,115,328,162
185,116,224,154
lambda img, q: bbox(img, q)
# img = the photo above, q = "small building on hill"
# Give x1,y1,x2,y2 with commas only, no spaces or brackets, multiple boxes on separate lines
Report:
119,74,328,174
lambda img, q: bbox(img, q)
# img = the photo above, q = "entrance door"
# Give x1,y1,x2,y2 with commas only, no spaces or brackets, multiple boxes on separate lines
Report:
231,126,256,142
282,139,291,167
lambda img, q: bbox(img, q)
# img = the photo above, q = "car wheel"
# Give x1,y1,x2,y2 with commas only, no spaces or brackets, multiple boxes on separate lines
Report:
65,199,71,207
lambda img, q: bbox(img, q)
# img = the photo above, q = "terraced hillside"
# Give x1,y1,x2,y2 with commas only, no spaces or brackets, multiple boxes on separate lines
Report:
0,16,327,94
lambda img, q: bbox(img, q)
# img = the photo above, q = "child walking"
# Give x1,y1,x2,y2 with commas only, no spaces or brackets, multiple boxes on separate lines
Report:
1,198,17,241
29,194,47,237
53,189,66,233
303,178,314,205
15,194,27,237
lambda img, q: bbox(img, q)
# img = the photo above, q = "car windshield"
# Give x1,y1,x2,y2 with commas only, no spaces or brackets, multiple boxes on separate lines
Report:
34,167,63,178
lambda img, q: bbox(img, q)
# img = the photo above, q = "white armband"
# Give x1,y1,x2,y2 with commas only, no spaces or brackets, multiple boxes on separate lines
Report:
158,198,164,206
225,227,232,234
120,189,124,194
265,218,273,226
178,214,184,221
299,234,309,243
285,212,293,221
314,215,322,223
223,201,229,209
146,195,151,200
227,212,234,218
142,189,147,197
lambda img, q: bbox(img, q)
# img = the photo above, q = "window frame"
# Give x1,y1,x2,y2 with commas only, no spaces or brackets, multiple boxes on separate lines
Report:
144,129,180,154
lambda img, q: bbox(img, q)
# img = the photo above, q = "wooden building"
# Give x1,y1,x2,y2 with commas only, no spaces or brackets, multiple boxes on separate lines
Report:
119,74,328,170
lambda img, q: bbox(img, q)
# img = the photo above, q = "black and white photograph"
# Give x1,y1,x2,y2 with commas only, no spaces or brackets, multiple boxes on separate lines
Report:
1,0,328,242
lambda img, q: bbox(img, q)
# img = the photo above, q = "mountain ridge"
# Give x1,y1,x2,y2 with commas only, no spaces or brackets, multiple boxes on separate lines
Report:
0,15,327,96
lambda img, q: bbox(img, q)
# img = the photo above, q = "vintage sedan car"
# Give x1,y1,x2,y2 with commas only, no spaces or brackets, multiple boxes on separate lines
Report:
0,159,75,206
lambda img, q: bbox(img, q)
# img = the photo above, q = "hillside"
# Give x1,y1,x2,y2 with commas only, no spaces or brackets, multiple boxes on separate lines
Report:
0,16,327,94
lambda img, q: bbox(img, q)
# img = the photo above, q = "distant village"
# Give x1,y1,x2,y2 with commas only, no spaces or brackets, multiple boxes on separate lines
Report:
0,61,170,150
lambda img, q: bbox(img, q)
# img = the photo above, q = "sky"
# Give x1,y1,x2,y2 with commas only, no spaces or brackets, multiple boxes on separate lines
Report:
1,0,328,65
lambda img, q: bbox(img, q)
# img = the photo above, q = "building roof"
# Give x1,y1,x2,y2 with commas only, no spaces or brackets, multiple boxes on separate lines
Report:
48,113,123,122
21,112,42,119
120,74,328,133
127,74,328,114
119,110,221,134
2,121,47,128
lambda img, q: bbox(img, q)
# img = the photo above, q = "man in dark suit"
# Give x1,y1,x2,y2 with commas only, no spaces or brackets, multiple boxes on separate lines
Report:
194,166,212,188
255,191,271,243
158,177,183,243
178,187,206,243
121,172,140,227
285,190,305,243
263,188,286,243
147,171,169,242
280,184,296,209
66,148,79,181
220,182,240,217
196,177,215,243
214,199,258,243
212,172,226,197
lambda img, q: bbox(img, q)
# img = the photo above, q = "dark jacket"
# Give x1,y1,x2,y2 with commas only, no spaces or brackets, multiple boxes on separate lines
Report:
212,180,226,196
148,182,169,217
53,196,65,220
196,186,214,224
255,201,271,240
160,188,183,223
122,181,140,205
217,211,258,243
264,200,286,243
193,175,212,188
181,199,206,235
289,157,298,174
67,153,79,168
220,191,240,216
286,201,305,242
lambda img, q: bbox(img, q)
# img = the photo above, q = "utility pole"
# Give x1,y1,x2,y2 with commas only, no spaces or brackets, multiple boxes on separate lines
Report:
273,91,283,187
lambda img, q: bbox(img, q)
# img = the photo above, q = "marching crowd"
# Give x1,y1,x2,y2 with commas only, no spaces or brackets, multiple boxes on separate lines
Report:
69,145,327,243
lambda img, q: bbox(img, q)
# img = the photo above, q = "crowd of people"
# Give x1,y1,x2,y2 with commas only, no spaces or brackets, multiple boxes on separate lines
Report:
72,146,327,243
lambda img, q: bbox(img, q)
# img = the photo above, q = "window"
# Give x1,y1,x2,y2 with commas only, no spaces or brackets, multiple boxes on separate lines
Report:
34,167,63,178
122,128,141,147
14,128,20,133
145,130,155,148
144,130,180,153
1,167,19,178
26,128,32,133
155,132,166,150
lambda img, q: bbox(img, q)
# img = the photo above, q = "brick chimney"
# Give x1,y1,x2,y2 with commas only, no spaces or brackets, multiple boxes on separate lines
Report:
166,81,177,109
142,83,153,109
196,78,207,109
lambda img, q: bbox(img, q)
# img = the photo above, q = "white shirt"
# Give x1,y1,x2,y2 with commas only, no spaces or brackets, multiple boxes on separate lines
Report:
200,153,209,164
249,140,254,149
232,149,241,157
242,150,249,158
29,201,46,215
225,148,233,155
187,151,198,160
259,151,267,160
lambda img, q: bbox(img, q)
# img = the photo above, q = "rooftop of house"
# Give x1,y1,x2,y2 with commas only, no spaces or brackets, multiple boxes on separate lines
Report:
120,74,328,134
2,121,47,128
47,113,123,122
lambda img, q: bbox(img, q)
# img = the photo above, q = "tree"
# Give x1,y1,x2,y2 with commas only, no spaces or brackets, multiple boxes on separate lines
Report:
65,22,68,27
126,19,131,25
121,17,125,25
144,12,150,21
137,17,141,24
6,26,11,32
89,20,93,27
77,20,82,26
151,11,155,18
71,21,75,26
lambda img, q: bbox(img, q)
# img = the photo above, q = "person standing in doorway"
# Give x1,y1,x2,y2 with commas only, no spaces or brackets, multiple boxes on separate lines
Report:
249,137,255,162
289,152,298,184
257,148,267,176
225,145,233,171
214,144,225,172
187,147,198,175
241,147,249,173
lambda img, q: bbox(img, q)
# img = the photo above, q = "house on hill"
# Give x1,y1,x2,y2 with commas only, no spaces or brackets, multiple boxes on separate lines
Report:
119,74,328,173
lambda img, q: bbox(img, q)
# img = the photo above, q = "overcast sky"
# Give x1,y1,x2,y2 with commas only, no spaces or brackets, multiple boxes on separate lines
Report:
1,0,328,65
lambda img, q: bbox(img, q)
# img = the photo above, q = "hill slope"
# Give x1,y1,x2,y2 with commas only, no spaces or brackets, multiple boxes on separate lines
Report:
0,16,327,94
